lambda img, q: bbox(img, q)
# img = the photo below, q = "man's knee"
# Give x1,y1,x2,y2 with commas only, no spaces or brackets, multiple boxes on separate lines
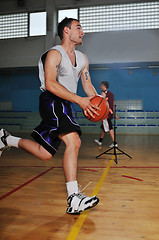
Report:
59,132,81,149
40,146,52,161
74,136,81,150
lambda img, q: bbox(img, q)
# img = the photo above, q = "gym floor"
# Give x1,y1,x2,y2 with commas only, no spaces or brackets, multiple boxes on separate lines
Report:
0,133,159,240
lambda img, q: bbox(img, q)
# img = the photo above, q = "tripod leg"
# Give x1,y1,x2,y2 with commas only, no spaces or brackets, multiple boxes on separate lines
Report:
95,104,132,161
116,147,132,159
114,155,118,164
96,147,113,159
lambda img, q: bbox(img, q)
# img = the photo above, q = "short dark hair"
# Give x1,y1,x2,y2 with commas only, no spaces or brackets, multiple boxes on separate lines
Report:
58,17,78,40
101,81,109,89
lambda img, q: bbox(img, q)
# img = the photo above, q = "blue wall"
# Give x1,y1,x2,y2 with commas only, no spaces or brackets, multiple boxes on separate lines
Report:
0,68,41,111
0,62,159,112
77,62,159,111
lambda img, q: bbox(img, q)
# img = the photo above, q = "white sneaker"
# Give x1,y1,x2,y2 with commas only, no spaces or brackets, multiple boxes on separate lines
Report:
66,192,99,214
0,128,10,156
109,143,118,148
94,139,102,146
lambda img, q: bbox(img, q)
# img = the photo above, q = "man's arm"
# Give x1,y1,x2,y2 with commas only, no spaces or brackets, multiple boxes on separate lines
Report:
80,54,97,97
101,92,106,98
45,49,80,103
101,91,113,115
45,50,99,117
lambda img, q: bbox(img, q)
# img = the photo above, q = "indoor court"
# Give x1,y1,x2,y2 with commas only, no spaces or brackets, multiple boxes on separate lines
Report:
0,133,159,240
0,0,159,239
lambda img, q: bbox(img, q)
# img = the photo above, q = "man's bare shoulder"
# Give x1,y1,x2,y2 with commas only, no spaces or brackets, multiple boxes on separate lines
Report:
47,49,61,58
45,49,61,64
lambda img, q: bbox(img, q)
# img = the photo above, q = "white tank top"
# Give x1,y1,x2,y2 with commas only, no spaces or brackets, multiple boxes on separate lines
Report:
38,45,86,94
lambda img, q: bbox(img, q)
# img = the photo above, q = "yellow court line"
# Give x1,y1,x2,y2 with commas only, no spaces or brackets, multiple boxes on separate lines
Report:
66,156,115,240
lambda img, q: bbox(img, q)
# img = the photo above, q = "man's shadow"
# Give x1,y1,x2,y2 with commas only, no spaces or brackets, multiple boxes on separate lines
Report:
0,207,96,239
22,213,96,239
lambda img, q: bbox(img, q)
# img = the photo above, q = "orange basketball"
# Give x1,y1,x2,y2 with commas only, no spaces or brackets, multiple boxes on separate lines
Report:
85,95,110,122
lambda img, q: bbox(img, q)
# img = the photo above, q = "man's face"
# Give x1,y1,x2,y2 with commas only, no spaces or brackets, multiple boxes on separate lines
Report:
100,84,106,91
68,20,84,45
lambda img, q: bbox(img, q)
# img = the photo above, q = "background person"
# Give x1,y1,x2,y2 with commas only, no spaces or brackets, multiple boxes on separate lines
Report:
94,81,119,147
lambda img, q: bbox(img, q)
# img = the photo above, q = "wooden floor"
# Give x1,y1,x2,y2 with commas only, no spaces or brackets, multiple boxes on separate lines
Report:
0,133,159,240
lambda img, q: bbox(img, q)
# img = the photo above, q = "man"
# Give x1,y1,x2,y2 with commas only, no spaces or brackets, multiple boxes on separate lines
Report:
94,81,119,147
0,18,100,214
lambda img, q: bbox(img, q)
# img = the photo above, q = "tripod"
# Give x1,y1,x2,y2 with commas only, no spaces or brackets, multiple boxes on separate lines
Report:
96,104,132,164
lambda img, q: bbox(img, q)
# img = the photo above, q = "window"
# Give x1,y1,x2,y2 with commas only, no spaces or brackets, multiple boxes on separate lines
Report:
0,13,28,39
0,11,47,39
30,12,46,36
58,2,159,33
79,2,159,32
58,9,78,23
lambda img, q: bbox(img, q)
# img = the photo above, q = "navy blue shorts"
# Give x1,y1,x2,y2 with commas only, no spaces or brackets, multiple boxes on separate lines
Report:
31,91,81,156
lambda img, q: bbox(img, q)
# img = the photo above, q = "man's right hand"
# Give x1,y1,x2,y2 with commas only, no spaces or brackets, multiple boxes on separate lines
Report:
78,96,100,119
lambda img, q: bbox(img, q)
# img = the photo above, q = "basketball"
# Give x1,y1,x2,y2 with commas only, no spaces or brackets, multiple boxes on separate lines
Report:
85,95,110,122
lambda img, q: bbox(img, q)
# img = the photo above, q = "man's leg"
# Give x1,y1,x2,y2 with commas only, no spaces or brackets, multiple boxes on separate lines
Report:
109,129,114,142
59,131,99,214
109,128,118,148
0,128,52,161
59,131,81,182
108,119,117,147
100,129,106,139
18,138,52,161
94,129,105,146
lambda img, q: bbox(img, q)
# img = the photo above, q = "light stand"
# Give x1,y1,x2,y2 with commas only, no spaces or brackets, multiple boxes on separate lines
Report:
96,104,132,164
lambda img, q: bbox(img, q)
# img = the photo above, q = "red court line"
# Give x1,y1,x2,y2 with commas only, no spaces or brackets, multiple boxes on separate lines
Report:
1,166,159,169
111,166,159,169
122,175,143,181
0,165,157,200
0,166,49,168
79,166,159,169
0,166,97,172
0,166,54,201
79,168,98,172
50,166,159,169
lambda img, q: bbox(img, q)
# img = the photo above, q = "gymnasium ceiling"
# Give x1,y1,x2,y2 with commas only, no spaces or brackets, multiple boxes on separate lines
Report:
0,0,156,11
54,0,156,9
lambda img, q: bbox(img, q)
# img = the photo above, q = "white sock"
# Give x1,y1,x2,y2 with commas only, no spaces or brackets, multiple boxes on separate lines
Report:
7,135,21,148
66,180,79,197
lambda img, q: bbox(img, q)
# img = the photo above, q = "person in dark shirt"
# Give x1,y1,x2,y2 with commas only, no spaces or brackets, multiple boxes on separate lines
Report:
94,81,119,147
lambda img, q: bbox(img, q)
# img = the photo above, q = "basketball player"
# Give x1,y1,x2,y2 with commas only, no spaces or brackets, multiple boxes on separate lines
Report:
94,81,119,147
0,18,100,214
